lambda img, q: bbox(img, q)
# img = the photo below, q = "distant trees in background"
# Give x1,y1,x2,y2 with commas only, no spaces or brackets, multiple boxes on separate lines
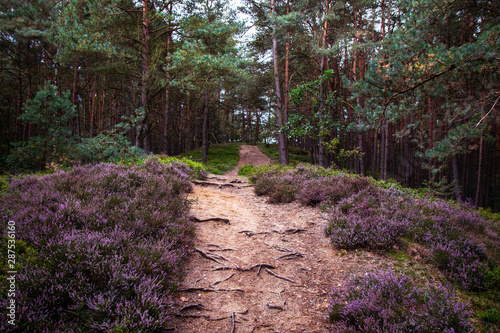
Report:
1,0,498,209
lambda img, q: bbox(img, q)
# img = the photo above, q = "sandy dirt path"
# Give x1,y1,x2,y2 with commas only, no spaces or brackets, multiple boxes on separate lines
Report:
171,145,388,332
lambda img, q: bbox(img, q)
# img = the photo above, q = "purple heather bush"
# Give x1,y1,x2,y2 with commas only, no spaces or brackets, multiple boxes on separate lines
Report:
0,158,194,332
252,164,493,291
254,168,302,203
330,269,476,332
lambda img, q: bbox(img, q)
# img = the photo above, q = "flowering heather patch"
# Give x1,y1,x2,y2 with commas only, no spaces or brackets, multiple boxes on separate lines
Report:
330,271,475,333
330,269,476,332
327,186,492,290
0,159,194,332
153,155,208,180
253,164,372,205
251,164,495,291
298,174,372,207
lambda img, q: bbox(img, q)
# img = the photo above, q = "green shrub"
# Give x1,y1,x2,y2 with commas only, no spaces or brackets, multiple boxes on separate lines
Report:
154,155,208,180
178,143,242,174
237,164,257,177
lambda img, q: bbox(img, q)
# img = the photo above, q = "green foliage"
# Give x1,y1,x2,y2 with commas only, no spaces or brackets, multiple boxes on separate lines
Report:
6,82,77,171
289,69,337,104
154,155,208,180
0,176,7,195
258,144,309,166
324,138,365,167
245,164,292,184
237,164,257,177
169,1,244,92
286,70,343,141
178,143,242,174
76,131,146,165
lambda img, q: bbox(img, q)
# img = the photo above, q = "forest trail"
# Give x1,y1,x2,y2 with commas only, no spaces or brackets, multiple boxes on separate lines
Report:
171,145,388,332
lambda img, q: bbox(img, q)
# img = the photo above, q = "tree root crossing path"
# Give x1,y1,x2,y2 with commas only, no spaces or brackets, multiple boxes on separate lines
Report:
171,145,387,332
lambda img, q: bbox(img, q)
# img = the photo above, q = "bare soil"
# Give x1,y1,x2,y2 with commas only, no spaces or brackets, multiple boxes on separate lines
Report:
170,145,391,332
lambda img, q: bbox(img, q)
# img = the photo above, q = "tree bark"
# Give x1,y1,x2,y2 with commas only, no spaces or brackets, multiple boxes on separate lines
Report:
202,86,210,165
452,154,461,200
318,0,330,168
163,6,172,154
475,131,484,208
283,0,291,164
271,0,288,165
140,0,151,152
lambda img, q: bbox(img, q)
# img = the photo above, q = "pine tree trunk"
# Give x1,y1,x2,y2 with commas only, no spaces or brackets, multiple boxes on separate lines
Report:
163,27,172,154
475,131,484,208
202,87,210,165
271,0,287,165
284,0,291,164
452,154,461,200
318,0,330,168
254,109,260,145
141,0,151,153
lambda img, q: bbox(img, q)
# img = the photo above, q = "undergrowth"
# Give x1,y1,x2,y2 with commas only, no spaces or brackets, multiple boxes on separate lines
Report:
330,269,475,332
177,143,242,174
0,158,195,332
257,144,310,166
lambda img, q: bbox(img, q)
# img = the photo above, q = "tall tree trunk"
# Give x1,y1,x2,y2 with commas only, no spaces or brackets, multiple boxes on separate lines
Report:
318,0,330,167
140,0,151,152
72,57,81,138
254,109,260,145
202,86,210,165
372,130,378,177
163,3,173,154
475,131,484,208
271,0,288,165
452,154,461,200
283,0,291,164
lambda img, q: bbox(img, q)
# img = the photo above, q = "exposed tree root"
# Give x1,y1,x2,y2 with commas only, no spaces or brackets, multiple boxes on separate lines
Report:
267,304,285,311
212,263,276,273
179,287,245,293
208,177,226,181
195,248,227,265
265,268,299,284
210,273,235,288
275,252,303,260
191,217,230,225
239,230,269,237
179,303,206,312
207,244,234,251
251,324,272,332
176,313,211,319
192,180,221,186
284,228,306,234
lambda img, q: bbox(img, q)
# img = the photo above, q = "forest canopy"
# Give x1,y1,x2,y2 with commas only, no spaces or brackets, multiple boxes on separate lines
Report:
0,0,498,209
